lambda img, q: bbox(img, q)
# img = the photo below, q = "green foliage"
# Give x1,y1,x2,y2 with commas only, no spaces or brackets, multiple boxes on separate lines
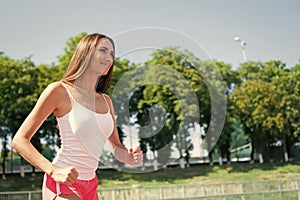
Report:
1,31,299,172
231,60,300,161
131,48,205,160
0,54,39,134
0,54,42,174
113,47,228,165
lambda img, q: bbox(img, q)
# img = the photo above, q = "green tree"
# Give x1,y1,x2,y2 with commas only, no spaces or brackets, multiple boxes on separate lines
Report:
276,64,300,159
0,54,41,176
231,60,295,163
120,47,226,168
213,61,238,165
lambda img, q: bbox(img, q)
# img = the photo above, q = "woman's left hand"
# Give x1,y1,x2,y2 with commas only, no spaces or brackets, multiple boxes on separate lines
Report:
128,146,143,165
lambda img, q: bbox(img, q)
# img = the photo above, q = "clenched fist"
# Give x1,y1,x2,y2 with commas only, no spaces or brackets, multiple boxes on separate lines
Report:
51,166,79,186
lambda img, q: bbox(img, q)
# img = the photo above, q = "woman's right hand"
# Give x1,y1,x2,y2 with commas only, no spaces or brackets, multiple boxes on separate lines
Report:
51,166,79,186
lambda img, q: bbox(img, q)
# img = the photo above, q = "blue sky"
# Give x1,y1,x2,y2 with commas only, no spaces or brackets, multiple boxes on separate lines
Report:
1,0,299,69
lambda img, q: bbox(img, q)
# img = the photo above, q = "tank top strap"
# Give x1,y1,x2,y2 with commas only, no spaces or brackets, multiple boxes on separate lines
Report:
101,93,111,113
60,81,75,100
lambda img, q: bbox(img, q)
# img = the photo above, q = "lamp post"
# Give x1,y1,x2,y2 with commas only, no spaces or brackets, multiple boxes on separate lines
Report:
234,36,248,62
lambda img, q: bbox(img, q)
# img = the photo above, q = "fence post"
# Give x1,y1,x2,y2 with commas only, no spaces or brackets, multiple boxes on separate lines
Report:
240,183,245,200
132,184,141,200
295,180,300,200
277,180,283,200
3,180,300,199
221,184,226,200
112,189,116,200
159,186,163,199
181,185,185,198
203,185,206,199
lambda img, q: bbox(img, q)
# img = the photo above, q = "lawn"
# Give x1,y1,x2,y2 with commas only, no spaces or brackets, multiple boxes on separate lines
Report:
1,161,300,192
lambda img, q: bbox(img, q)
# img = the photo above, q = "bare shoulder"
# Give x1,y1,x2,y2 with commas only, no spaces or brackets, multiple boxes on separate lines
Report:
41,81,71,117
43,81,71,98
40,81,69,101
45,81,65,93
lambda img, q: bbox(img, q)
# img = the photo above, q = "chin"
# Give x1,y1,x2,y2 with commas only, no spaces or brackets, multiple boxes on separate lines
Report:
103,69,111,75
100,71,108,76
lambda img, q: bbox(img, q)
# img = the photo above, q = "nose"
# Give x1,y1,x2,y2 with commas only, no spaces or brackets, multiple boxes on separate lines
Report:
104,53,113,61
104,55,111,61
103,55,113,67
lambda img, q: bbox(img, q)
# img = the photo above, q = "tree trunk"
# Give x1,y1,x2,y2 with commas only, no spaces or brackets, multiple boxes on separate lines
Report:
209,152,213,166
1,138,7,179
250,141,255,163
1,157,6,180
226,152,231,165
258,145,264,163
31,165,36,176
258,153,264,163
218,155,223,166
282,139,289,162
179,157,185,169
20,158,25,177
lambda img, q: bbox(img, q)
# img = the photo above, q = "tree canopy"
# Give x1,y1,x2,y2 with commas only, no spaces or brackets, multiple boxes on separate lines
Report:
0,33,299,175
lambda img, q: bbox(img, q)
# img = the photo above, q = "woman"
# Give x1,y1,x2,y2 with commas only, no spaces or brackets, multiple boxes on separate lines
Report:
12,33,143,200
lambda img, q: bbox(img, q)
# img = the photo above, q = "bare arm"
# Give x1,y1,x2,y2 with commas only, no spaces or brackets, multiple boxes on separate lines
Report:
12,82,78,185
12,82,59,174
104,94,143,165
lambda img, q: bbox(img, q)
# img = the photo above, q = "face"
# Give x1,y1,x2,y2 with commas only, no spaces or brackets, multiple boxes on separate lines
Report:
89,38,114,75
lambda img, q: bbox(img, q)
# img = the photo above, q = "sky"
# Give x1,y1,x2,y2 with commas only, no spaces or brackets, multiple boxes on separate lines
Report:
1,0,300,69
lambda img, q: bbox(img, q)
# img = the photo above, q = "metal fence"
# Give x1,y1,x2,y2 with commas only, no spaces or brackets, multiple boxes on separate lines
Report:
1,179,300,200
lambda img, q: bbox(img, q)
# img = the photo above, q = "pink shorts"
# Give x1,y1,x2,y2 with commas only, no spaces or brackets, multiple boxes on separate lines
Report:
42,173,99,200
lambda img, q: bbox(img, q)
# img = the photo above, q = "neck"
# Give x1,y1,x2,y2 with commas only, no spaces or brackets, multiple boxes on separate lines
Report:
73,73,99,93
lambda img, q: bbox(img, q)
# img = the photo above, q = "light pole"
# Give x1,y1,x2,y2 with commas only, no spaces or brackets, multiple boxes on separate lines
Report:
234,36,248,62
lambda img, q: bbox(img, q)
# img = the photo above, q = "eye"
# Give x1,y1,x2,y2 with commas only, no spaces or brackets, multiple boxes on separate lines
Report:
99,48,106,53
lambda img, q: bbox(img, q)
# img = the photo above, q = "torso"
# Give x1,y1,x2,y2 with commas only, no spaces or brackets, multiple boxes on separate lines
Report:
52,81,114,180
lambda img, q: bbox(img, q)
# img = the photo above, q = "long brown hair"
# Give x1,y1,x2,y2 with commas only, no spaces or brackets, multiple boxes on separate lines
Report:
62,33,115,93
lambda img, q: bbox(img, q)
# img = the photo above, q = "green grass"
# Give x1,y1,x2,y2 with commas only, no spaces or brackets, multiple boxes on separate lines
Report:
1,161,300,192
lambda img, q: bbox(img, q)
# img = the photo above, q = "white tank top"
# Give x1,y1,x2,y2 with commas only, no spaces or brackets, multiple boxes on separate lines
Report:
52,82,114,180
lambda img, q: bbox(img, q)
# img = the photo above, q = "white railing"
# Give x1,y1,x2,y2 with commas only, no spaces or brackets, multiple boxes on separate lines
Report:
1,179,300,200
